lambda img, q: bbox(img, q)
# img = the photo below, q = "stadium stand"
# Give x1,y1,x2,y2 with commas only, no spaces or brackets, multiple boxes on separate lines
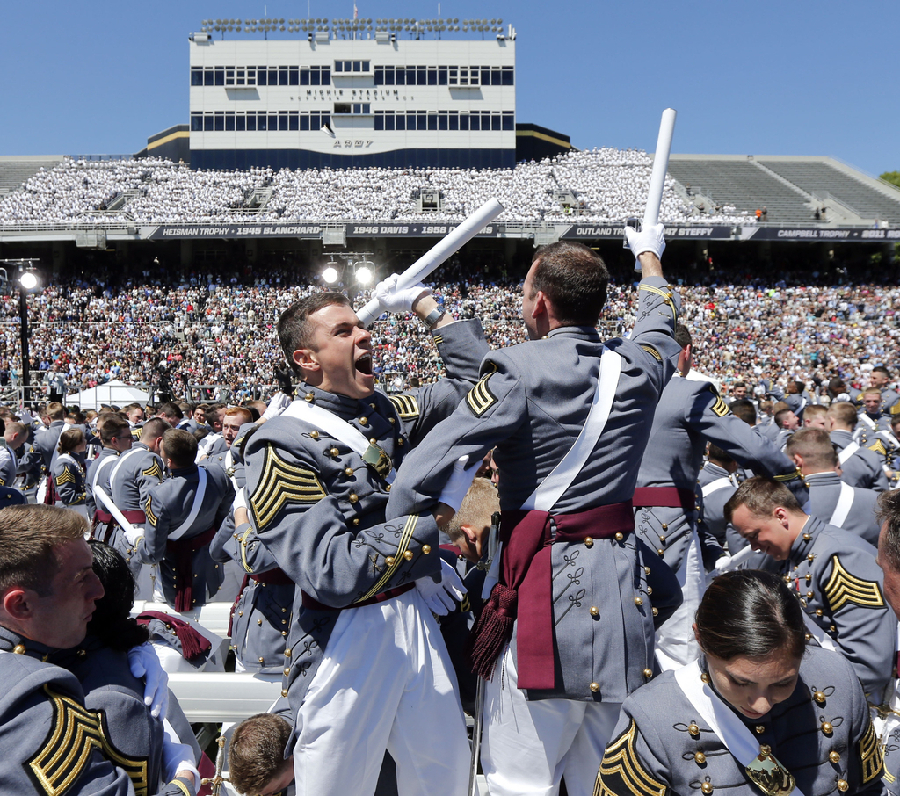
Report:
0,155,65,196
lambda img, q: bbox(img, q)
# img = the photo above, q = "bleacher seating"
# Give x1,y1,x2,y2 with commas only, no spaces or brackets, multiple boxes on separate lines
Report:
0,156,64,195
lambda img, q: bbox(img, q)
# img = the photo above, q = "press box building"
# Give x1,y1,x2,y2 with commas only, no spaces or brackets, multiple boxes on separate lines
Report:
188,19,516,171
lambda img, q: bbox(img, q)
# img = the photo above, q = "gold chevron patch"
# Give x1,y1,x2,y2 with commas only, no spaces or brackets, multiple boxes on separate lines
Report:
144,497,157,527
860,719,884,784
639,344,662,362
55,467,76,487
250,445,327,532
353,514,418,604
466,362,498,417
868,440,888,459
594,719,665,796
239,526,257,573
388,394,419,420
142,460,164,482
825,555,884,613
131,429,142,440
708,385,731,417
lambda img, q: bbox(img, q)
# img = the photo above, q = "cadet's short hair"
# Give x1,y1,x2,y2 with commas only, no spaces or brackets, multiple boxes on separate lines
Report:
706,443,735,467
98,414,130,445
729,399,757,426
530,241,609,327
863,387,882,399
873,365,891,379
827,401,859,429
446,478,500,548
224,406,253,425
785,428,838,469
279,292,352,376
156,401,183,421
674,324,692,350
828,377,847,394
139,417,170,442
877,490,900,572
774,408,796,429
46,402,65,421
57,427,85,455
0,505,87,596
229,713,294,795
696,570,806,661
724,476,803,524
161,429,198,469
802,404,827,423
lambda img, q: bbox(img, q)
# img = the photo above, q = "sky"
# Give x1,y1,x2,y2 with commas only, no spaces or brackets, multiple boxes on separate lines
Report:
0,1,896,177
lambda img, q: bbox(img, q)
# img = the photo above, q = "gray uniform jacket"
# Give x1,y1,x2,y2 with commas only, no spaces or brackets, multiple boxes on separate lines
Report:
594,646,883,796
805,471,881,546
33,419,66,470
636,375,800,572
86,447,120,519
832,429,891,492
138,463,235,609
0,441,17,488
110,442,166,520
695,461,738,549
776,516,895,701
387,277,682,702
51,453,87,507
243,318,488,706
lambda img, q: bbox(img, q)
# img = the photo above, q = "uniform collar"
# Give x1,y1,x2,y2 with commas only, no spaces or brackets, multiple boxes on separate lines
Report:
787,515,818,562
0,624,70,662
804,471,842,488
297,381,374,422
702,462,731,478
170,464,199,477
545,325,602,342
830,429,853,445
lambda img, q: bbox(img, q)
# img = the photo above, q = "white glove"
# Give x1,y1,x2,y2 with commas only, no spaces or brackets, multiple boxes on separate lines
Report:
416,558,467,616
233,486,247,511
161,719,200,784
713,554,732,573
625,223,666,268
374,273,431,314
127,642,169,719
262,392,292,421
437,455,481,512
124,527,143,546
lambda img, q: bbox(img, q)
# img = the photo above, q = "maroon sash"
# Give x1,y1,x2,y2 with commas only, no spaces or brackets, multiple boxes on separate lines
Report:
166,526,218,612
136,610,211,662
632,487,696,511
467,501,634,689
300,581,415,611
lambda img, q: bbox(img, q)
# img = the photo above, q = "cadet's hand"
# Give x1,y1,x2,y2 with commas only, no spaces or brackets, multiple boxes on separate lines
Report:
438,456,481,512
626,223,665,269
124,527,143,546
374,273,431,314
127,642,169,719
261,392,292,422
415,558,467,616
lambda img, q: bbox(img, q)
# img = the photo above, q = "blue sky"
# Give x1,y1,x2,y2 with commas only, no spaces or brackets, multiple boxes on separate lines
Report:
1,1,896,176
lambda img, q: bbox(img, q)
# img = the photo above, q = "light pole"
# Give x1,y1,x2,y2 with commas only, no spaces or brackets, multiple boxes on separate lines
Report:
0,258,40,407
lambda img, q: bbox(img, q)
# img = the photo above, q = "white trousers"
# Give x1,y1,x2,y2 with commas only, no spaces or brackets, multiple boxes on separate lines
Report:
482,644,621,796
655,529,706,671
293,589,470,796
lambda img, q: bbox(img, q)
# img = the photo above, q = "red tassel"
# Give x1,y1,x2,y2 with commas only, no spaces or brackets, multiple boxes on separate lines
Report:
465,583,518,680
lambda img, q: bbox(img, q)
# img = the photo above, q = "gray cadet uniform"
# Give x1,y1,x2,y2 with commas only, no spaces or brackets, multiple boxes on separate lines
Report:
0,439,18,488
244,319,486,701
86,447,120,521
386,277,682,795
51,453,87,509
594,646,884,796
33,419,67,470
137,462,235,611
832,429,891,492
771,516,895,701
805,471,881,546
0,629,196,796
854,387,900,417
695,461,738,549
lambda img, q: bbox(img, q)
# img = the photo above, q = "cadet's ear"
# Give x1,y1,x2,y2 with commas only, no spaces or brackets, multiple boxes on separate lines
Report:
1,586,33,622
529,291,548,319
293,348,320,375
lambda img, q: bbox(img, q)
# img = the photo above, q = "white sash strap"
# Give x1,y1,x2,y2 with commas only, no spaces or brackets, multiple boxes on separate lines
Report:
169,467,208,542
715,543,759,573
701,476,734,499
837,442,859,465
110,445,142,485
674,660,805,796
282,399,396,484
47,423,71,473
829,482,854,529
521,347,622,512
91,455,141,536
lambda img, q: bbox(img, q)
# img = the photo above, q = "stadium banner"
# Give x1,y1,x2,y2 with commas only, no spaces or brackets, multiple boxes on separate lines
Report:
146,222,505,240
740,226,900,242
559,224,733,240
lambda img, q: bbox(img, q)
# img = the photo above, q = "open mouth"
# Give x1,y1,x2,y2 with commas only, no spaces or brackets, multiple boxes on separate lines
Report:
355,353,373,376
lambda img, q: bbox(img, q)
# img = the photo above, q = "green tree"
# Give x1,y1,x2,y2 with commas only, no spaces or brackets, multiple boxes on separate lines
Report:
881,170,900,188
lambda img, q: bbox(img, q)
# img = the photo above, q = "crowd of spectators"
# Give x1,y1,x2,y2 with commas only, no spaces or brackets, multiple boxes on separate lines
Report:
0,255,897,405
0,149,752,226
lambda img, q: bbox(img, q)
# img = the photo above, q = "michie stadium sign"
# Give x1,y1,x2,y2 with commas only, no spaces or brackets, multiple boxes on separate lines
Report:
145,223,897,242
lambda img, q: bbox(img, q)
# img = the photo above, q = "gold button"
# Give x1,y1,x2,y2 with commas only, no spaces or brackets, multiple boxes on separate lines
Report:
282,631,288,636
12,644,25,655
345,467,354,476
822,722,833,735
800,599,806,607
651,607,658,617
310,430,319,439
238,611,243,617
688,723,700,736
389,417,396,424
590,606,599,616
814,691,825,704
284,669,290,676
282,608,287,612
808,553,815,562
369,438,377,445
657,549,665,556
590,682,600,693
700,782,713,794
370,403,376,410
359,416,368,425
258,657,265,663
816,609,823,617
386,556,395,566
614,532,623,542
257,619,263,626
661,523,668,531
784,575,791,583
646,587,652,595
352,518,360,526
284,649,292,657
829,625,836,633
805,633,812,641
281,689,288,697
349,494,359,503
330,447,339,457
694,751,706,765
305,393,314,402
803,533,811,541
700,672,710,684
805,573,811,582
385,484,391,492
403,550,413,561
837,780,848,792
755,725,765,735
644,567,651,575
422,545,432,554
829,751,840,764
584,537,593,548
659,535,666,542
634,596,643,606
397,438,404,446
806,591,813,599
643,668,652,678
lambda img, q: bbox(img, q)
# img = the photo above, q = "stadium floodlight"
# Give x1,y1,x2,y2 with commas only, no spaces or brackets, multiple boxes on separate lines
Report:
322,267,339,284
19,271,37,290
355,266,373,286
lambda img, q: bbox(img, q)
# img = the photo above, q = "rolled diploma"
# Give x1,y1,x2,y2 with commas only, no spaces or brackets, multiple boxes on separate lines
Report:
356,197,505,325
642,108,678,229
